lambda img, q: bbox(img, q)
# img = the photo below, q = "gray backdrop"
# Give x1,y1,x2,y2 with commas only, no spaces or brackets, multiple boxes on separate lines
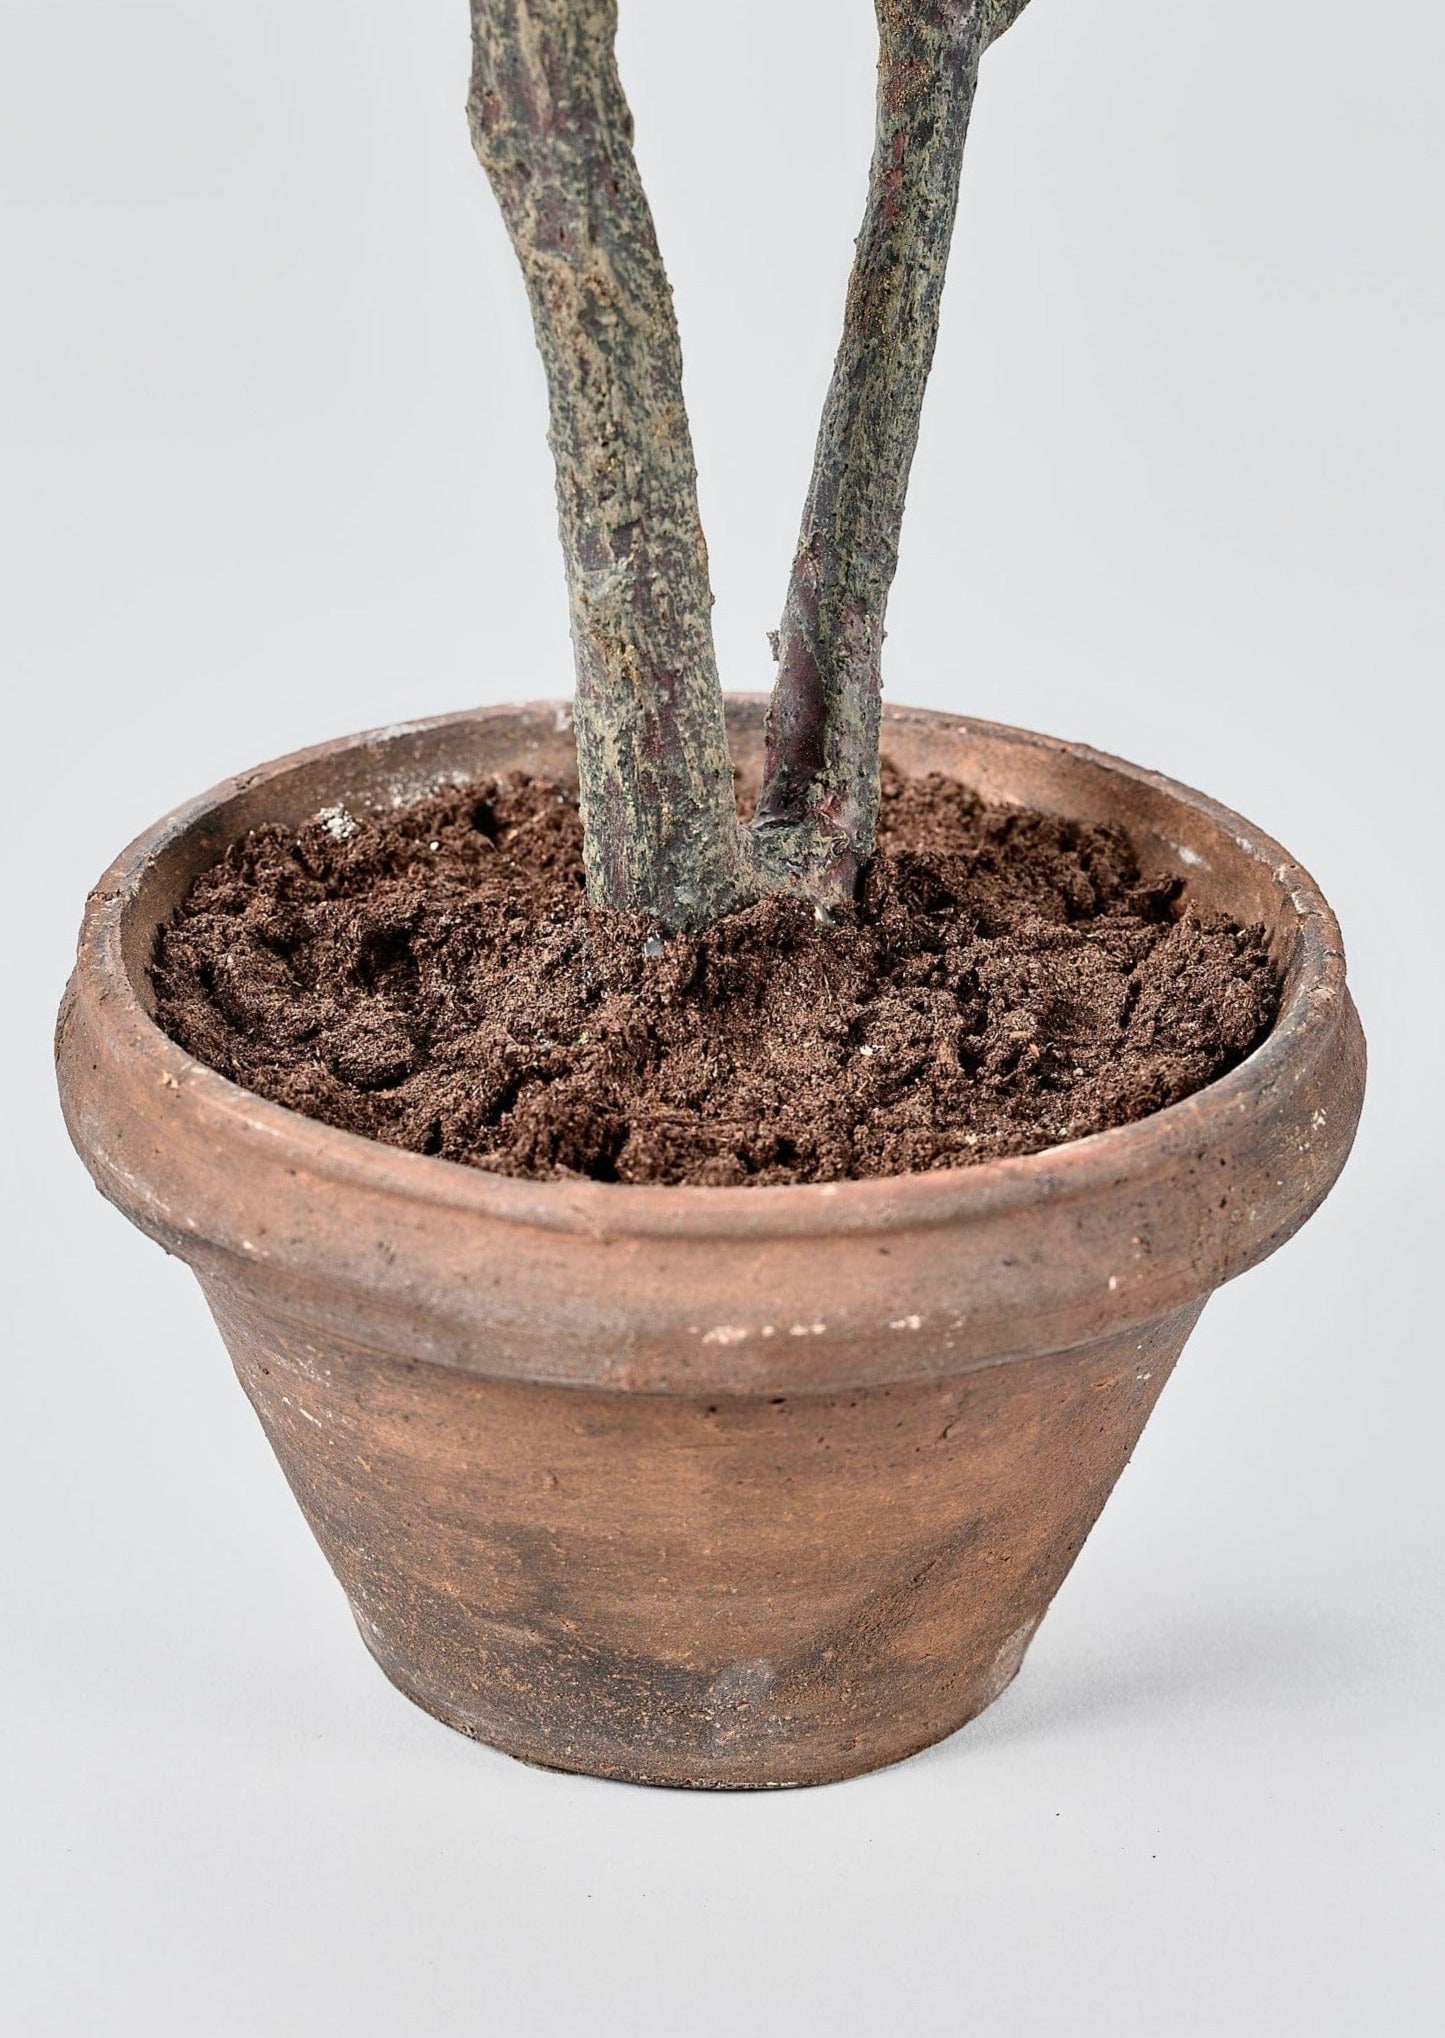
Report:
4,2,1441,2032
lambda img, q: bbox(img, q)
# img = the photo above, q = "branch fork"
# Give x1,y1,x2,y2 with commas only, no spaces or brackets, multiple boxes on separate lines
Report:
468,0,1033,926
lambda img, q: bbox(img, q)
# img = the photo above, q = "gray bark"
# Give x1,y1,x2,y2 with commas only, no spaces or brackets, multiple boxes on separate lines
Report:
467,1,747,928
755,0,1030,896
467,0,1038,922
986,1,1037,42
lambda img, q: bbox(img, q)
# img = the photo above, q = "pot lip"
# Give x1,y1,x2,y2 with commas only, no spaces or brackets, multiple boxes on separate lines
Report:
68,698,1353,1243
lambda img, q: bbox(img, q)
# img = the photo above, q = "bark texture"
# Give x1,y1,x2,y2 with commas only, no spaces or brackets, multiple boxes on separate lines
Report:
467,1,746,928
986,1,1037,42
756,0,1028,896
467,0,1038,922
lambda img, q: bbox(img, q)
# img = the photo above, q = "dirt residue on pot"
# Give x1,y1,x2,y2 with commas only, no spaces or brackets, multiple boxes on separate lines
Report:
151,766,1279,1185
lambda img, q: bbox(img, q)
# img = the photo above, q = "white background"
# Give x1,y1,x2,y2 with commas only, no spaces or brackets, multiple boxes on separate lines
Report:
4,2,1442,2031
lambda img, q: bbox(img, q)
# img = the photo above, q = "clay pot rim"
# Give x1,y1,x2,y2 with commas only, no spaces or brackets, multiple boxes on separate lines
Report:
71,699,1351,1245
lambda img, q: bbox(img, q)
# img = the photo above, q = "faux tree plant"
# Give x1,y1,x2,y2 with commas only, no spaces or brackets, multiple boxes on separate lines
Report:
468,0,1034,928
57,0,1366,1786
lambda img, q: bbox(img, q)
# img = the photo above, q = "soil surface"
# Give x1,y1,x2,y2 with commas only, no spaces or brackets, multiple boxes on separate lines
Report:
153,768,1279,1186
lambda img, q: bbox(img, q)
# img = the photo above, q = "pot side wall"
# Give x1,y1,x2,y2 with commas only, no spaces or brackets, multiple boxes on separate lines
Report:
203,1267,1202,1787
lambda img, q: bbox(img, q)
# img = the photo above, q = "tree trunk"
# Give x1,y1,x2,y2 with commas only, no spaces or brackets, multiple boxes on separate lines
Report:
468,0,1037,923
468,0,747,929
756,0,1029,899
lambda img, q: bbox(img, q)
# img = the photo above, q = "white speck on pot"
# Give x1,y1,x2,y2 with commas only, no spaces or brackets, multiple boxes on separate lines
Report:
985,1618,1039,1702
789,1322,826,1336
1108,1274,1120,1291
701,1324,748,1345
707,1659,776,1716
889,1314,922,1331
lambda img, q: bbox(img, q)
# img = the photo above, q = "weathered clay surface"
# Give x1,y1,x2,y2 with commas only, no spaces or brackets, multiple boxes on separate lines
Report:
56,702,1365,1786
203,1270,1199,1785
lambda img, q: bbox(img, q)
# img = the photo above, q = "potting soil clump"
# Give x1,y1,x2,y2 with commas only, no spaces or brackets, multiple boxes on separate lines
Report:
153,768,1279,1186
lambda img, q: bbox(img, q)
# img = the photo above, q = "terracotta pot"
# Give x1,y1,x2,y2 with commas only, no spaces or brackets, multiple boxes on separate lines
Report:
56,701,1364,1787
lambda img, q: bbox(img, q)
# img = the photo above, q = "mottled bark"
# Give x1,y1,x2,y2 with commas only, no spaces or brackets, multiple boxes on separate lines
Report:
986,1,1037,43
756,0,1032,897
467,1,747,928
467,0,1037,924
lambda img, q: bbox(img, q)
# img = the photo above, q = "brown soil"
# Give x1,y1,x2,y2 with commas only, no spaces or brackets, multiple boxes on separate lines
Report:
152,767,1279,1186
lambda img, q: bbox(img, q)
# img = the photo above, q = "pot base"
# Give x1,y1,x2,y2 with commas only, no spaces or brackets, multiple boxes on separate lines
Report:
355,1612,1032,1788
201,1264,1198,1791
